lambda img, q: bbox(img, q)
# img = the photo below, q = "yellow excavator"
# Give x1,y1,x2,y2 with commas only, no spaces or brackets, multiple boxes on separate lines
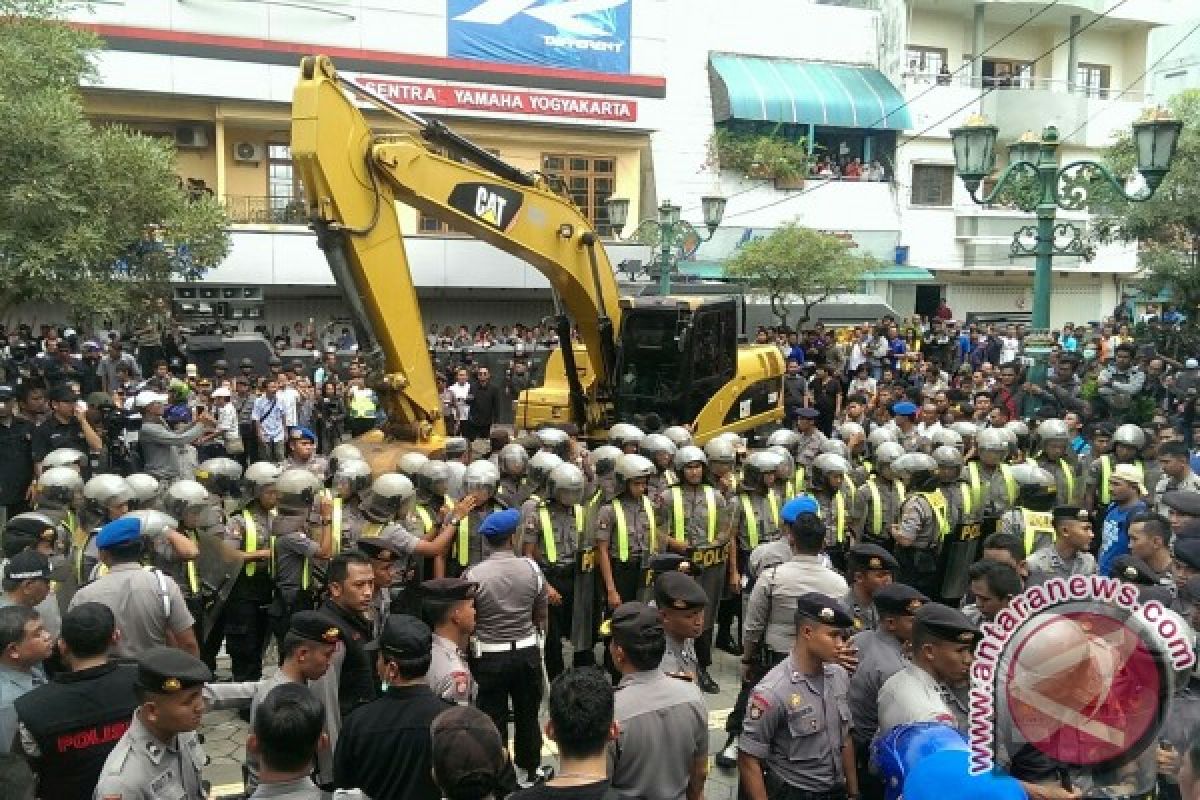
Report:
290,56,783,466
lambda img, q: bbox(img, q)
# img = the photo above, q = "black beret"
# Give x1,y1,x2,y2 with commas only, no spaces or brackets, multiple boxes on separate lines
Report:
914,603,980,645
873,583,929,617
795,592,855,628
421,577,479,602
136,646,212,693
849,543,899,572
1111,554,1159,586
358,538,404,562
1163,490,1200,517
1052,505,1090,523
288,611,342,645
609,602,663,648
654,571,708,611
1174,537,1200,572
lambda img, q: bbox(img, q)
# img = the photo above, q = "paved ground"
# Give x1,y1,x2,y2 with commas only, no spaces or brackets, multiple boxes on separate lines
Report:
203,644,745,799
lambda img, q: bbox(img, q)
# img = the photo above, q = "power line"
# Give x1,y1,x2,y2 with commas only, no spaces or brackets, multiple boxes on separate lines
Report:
722,0,1132,222
1060,17,1200,143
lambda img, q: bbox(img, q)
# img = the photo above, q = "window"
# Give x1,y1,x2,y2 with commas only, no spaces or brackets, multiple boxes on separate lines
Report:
910,164,955,207
1076,63,1111,98
906,46,948,79
982,59,1034,88
541,154,616,236
267,144,302,212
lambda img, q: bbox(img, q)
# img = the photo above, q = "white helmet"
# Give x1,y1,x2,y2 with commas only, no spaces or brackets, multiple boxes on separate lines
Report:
662,426,693,449
332,459,373,495
464,459,501,496
674,445,707,472
122,509,179,540
362,473,416,521
83,474,134,512
125,473,161,508
766,428,801,453
415,460,452,498
397,452,430,479
590,445,623,477
703,437,737,466
43,448,87,471
163,480,211,521
528,451,564,488
614,454,656,493
243,462,284,500
276,469,322,515
195,457,244,495
36,466,84,509
608,423,645,450
498,443,529,477
547,463,587,507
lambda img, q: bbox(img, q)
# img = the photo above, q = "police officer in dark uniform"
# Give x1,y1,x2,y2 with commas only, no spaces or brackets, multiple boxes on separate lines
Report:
31,384,101,477
13,602,139,800
463,508,548,785
655,569,709,680
92,646,212,800
738,592,859,800
842,543,898,632
0,385,35,526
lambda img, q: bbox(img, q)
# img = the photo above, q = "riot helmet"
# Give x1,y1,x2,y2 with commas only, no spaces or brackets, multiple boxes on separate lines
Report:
361,473,416,522
892,453,939,493
415,460,451,500
36,467,84,510
498,443,530,478
608,423,645,453
275,469,322,516
396,452,429,480
614,454,655,495
332,459,373,497
662,426,693,449
124,473,161,510
640,434,677,472
463,460,501,499
83,474,134,518
547,463,586,507
741,451,783,493
590,445,622,478
195,457,244,497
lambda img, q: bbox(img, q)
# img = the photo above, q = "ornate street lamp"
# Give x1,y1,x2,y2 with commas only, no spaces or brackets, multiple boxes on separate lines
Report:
607,196,727,296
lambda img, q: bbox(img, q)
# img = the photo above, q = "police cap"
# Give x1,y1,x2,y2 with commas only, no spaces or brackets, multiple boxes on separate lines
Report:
4,514,57,551
95,516,142,549
794,592,855,628
135,646,213,694
421,577,478,603
610,601,663,648
654,571,708,611
796,408,820,420
1111,554,1159,586
288,611,342,645
914,603,980,645
873,583,929,617
648,553,689,574
1163,490,1200,517
357,538,404,562
1174,537,1200,571
849,543,899,573
365,613,432,660
289,426,317,444
3,551,51,582
478,508,521,539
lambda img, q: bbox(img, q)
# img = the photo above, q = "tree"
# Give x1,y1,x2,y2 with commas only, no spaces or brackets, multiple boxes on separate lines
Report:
0,0,229,321
1096,90,1200,317
723,222,878,329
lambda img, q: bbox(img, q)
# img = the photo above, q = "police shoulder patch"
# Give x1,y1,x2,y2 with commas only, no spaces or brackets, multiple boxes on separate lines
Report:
748,691,770,720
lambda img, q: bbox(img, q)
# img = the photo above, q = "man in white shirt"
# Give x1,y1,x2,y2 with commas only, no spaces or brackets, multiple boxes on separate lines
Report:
276,376,300,430
445,368,472,435
211,387,241,456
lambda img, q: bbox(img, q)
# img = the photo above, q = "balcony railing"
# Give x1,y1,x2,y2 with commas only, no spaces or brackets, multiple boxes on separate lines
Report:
224,196,308,225
902,71,1146,101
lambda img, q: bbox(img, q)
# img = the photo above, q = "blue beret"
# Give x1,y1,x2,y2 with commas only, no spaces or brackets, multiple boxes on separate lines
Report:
96,516,142,549
781,495,820,524
478,508,521,539
892,401,918,416
289,427,317,443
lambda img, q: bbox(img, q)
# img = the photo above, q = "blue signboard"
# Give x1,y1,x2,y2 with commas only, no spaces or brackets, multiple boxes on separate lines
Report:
448,0,632,75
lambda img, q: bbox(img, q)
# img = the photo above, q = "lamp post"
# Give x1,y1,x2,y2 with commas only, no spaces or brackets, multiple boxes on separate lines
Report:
606,196,727,296
948,109,1181,383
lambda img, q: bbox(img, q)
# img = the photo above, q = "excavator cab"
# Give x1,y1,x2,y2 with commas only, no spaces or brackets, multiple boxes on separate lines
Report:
613,297,738,428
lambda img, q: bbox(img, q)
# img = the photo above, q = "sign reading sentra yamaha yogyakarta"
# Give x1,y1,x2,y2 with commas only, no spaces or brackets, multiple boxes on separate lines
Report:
351,75,638,122
448,0,633,75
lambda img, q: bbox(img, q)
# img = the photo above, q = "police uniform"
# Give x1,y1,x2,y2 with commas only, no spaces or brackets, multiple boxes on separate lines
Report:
420,578,477,706
739,594,855,800
93,647,211,800
497,474,533,509
1025,506,1097,586
979,462,1019,516
894,489,952,600
852,475,905,547
1156,473,1200,517
593,491,660,604
1111,553,1176,595
267,513,321,645
846,584,927,800
876,604,979,738
1164,490,1200,534
451,498,507,574
357,539,405,638
1040,455,1081,507
813,486,853,566
655,570,708,680
463,509,548,776
608,603,709,800
68,518,195,662
664,480,729,680
842,544,899,632
521,494,594,680
221,501,274,682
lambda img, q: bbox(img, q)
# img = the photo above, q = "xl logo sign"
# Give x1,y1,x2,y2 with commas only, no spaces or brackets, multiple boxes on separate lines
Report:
447,182,525,232
453,0,629,37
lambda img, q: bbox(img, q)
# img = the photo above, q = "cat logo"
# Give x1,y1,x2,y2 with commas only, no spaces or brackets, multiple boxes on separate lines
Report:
448,182,524,232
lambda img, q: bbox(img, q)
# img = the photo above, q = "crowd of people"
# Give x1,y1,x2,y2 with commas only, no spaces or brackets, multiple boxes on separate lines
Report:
5,302,1200,800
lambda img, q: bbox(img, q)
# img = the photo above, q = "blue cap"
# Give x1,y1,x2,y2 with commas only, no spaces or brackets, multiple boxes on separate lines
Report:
781,495,820,524
289,427,317,443
95,516,142,549
892,401,918,416
478,508,521,539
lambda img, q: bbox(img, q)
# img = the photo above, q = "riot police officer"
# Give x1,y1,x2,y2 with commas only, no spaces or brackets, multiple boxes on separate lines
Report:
586,444,622,513
892,453,950,600
126,472,160,510
1088,423,1147,512
267,468,332,646
853,441,906,548
413,459,453,579
662,444,730,693
221,461,280,682
998,463,1059,555
767,428,804,495
517,450,563,532
328,457,372,553
608,422,645,455
77,473,134,584
976,427,1018,515
521,461,597,680
810,452,854,570
705,435,741,497
1035,419,1080,506
640,433,677,503
450,459,507,574
495,442,531,507
595,454,660,610
722,451,783,656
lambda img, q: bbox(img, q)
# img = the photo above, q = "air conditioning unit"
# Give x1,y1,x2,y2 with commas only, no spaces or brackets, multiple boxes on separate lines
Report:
175,126,209,149
233,142,264,163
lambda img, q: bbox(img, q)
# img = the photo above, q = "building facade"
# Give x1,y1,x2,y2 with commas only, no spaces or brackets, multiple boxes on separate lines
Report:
55,0,1193,335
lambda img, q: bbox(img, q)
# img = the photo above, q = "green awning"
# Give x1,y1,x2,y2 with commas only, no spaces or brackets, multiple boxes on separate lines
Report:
859,266,935,282
709,53,912,130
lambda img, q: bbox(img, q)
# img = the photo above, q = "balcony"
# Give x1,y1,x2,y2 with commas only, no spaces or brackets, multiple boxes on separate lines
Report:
955,210,1089,269
224,196,307,226
901,72,1148,148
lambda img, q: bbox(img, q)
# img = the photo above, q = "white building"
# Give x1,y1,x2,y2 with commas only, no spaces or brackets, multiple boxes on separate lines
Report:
49,0,1195,334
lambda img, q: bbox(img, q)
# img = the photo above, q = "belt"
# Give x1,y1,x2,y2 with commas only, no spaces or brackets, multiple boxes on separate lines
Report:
476,634,539,653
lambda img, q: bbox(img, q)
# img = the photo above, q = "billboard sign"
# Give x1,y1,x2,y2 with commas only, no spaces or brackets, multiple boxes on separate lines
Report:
448,0,633,75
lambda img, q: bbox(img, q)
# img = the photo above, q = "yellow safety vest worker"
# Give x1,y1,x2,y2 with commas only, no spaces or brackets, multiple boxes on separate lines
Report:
920,490,952,539
243,510,262,576
1098,457,1144,505
537,504,585,564
738,491,780,549
669,486,718,544
347,388,376,419
1020,508,1056,555
611,496,657,562
793,466,806,494
960,482,973,519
